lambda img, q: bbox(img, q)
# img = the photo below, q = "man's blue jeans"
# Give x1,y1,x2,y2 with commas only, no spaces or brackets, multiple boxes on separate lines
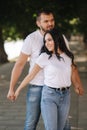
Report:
41,85,71,130
24,84,71,130
24,84,43,130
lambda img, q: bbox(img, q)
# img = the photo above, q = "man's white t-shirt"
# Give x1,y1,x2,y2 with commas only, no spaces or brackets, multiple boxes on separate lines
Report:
36,53,72,88
21,30,44,85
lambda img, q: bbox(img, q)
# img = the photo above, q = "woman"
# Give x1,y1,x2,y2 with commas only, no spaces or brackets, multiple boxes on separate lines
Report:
15,28,77,130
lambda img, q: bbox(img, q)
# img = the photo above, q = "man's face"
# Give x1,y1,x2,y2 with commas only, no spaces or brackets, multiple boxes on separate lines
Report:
36,13,55,33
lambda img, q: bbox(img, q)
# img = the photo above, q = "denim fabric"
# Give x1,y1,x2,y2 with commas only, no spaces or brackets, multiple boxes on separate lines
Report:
24,84,71,130
24,84,43,130
64,118,71,130
41,85,71,130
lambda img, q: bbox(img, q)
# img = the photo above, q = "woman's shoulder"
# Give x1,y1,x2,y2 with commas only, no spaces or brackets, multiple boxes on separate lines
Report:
36,53,49,62
62,53,72,63
39,52,49,58
36,53,49,66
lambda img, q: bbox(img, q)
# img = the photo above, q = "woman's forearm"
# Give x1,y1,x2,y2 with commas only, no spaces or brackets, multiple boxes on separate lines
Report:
16,64,41,93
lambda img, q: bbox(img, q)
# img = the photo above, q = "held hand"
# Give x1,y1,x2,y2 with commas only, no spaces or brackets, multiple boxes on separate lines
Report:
7,89,15,101
14,89,20,100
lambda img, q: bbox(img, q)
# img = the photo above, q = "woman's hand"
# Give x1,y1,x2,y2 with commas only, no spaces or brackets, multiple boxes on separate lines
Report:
14,89,20,100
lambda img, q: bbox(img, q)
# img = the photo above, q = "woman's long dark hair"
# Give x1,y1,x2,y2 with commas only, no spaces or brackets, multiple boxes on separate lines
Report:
40,28,76,66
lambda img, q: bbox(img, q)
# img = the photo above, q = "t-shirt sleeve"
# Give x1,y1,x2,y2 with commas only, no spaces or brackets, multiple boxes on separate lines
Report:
63,34,70,50
36,54,46,68
21,36,32,55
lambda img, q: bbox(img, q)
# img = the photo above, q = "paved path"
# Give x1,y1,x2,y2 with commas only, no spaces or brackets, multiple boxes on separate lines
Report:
0,41,87,130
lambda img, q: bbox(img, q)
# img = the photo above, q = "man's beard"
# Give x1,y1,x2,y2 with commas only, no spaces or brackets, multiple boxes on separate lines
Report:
40,26,54,33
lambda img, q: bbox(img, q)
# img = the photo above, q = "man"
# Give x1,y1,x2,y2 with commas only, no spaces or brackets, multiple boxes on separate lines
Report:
7,8,84,130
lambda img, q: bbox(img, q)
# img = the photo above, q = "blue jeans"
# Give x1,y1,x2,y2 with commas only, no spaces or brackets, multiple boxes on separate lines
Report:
41,85,71,130
24,84,43,130
24,84,71,130
64,118,71,130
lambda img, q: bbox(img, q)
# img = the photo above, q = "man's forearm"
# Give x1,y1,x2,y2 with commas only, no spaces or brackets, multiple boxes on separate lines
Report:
9,62,24,90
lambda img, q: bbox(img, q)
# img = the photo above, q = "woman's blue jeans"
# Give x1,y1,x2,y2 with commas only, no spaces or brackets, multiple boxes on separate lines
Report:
41,85,71,130
24,84,71,130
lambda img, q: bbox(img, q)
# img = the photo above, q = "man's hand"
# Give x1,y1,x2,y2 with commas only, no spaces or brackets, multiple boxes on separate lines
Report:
7,89,15,101
74,86,84,96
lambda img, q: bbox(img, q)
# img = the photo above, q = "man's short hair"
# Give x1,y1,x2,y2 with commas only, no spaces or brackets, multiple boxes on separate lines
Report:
36,8,54,21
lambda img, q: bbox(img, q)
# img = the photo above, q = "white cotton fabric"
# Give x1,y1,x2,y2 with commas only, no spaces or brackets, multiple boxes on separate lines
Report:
36,53,72,88
21,29,70,86
63,35,70,50
21,30,44,85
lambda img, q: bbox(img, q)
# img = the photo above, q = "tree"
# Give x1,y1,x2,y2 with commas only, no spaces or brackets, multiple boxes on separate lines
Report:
76,0,87,45
0,0,87,63
0,0,36,63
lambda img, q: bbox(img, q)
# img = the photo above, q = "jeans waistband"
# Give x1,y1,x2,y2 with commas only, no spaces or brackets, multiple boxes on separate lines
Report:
29,84,43,87
49,86,70,91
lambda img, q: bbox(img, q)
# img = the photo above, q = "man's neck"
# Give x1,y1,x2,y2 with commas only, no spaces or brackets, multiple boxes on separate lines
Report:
39,29,45,36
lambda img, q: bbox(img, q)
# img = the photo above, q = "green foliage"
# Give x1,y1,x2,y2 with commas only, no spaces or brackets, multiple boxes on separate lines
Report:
0,0,87,41
0,0,87,62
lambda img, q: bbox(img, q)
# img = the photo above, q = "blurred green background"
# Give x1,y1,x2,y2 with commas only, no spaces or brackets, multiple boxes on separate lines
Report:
0,0,87,63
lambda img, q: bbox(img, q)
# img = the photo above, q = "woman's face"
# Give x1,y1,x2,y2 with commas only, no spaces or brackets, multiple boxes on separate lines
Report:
45,33,55,52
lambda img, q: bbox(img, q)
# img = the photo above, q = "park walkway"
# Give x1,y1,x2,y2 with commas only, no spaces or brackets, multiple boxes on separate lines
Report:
0,40,87,130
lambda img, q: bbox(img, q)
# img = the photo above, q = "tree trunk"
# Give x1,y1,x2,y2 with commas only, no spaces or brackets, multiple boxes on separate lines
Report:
0,27,8,64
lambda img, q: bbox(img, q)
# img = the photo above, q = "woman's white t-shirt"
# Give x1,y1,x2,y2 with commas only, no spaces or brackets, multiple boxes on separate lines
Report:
21,29,70,86
36,53,72,88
